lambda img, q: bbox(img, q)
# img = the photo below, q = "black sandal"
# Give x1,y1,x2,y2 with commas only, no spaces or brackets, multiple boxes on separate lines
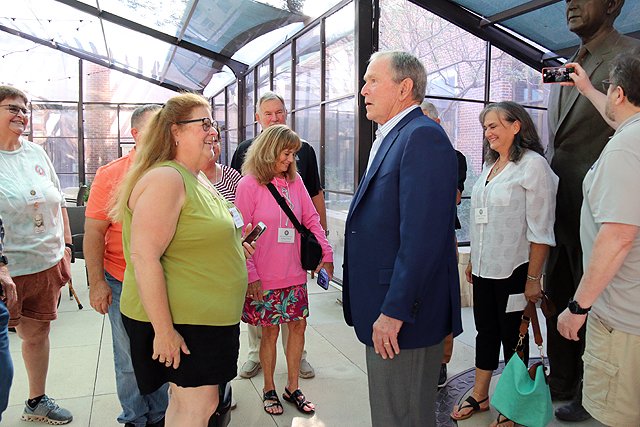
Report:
282,387,315,414
263,390,283,416
450,395,489,421
495,413,515,426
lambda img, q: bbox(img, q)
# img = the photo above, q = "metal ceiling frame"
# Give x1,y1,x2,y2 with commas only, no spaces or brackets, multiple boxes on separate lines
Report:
409,0,563,69
52,0,249,76
479,0,561,28
0,23,185,92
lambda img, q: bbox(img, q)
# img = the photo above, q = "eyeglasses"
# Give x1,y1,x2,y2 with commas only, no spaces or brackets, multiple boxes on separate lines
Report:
176,117,216,132
602,79,613,92
1,104,29,116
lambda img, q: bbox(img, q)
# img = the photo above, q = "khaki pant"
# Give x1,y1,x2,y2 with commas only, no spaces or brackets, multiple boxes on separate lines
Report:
582,314,640,427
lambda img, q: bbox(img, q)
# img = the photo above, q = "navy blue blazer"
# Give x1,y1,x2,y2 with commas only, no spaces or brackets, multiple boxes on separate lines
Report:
342,107,462,349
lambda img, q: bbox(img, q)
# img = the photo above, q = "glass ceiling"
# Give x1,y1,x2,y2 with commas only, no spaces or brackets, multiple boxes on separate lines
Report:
1,0,638,95
0,0,342,92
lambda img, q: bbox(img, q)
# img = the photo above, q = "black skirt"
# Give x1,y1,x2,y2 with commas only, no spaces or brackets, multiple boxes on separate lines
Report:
122,314,240,395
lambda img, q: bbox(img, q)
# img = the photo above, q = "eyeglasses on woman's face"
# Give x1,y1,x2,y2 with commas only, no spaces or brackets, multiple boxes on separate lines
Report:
0,104,29,117
176,117,216,132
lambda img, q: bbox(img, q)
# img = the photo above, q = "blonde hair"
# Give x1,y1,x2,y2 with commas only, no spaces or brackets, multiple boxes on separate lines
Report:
242,125,301,184
110,92,210,222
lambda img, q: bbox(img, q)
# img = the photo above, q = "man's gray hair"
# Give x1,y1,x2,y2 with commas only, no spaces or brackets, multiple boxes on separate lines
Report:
256,91,286,113
370,51,427,102
420,100,439,120
131,104,161,129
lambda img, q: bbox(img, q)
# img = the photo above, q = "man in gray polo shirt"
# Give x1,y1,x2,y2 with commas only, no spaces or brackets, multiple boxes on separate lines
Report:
557,49,640,427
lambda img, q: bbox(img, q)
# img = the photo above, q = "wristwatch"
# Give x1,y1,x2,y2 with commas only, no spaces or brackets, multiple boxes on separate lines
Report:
568,298,591,315
0,254,7,266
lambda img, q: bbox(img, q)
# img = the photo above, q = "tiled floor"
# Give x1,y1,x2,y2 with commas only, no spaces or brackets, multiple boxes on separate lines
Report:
4,261,603,426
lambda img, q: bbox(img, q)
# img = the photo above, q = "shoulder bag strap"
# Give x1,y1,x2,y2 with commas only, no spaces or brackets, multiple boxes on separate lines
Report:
266,183,307,235
516,301,544,358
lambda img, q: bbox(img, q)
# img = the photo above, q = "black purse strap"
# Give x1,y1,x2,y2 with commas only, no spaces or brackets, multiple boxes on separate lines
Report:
266,183,308,235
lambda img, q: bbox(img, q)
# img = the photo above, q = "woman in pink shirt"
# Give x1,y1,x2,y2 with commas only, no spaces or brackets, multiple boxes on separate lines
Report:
235,125,333,416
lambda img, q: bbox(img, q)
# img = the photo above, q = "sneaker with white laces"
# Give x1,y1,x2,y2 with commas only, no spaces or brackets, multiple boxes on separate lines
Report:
22,395,73,425
299,359,315,379
239,360,261,378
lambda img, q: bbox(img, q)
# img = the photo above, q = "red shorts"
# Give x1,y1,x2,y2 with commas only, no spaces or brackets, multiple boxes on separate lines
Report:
9,256,71,327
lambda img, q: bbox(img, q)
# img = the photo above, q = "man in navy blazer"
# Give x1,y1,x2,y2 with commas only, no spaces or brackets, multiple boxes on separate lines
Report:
343,50,462,427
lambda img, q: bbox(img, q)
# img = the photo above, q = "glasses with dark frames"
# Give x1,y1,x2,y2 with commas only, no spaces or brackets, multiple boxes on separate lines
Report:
176,117,215,132
602,79,613,92
1,104,29,116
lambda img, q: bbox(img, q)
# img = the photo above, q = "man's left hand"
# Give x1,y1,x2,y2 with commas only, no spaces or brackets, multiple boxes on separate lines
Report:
557,308,586,341
372,313,403,359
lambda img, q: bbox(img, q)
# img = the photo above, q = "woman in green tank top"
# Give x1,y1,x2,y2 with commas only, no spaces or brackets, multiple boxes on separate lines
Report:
110,93,254,427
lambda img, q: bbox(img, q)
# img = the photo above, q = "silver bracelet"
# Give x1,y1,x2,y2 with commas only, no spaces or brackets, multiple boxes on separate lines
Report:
526,274,541,281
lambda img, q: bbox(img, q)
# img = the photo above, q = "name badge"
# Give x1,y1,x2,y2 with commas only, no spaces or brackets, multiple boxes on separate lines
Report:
27,188,46,205
475,207,488,224
228,207,244,229
278,227,295,243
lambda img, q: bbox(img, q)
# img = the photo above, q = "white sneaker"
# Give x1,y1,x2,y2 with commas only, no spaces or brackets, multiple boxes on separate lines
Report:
299,359,315,379
239,360,261,378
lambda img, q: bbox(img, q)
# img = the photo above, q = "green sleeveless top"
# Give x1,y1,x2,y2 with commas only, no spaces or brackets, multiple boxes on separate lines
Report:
120,161,248,325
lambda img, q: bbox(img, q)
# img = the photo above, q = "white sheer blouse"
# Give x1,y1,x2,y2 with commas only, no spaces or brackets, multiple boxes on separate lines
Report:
470,149,559,279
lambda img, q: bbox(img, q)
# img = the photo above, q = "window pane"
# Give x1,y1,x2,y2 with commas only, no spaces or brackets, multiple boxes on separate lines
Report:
245,125,255,140
213,92,225,128
84,138,120,175
257,60,271,100
227,129,238,165
294,106,320,157
245,71,255,128
227,83,238,131
295,25,321,109
379,0,486,101
325,97,356,193
31,103,78,139
490,46,550,108
325,191,353,281
326,4,355,100
423,99,484,244
273,46,293,111
32,137,78,188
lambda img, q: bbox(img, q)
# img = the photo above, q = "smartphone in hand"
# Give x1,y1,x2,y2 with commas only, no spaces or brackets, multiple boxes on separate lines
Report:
317,268,330,290
542,66,575,83
243,221,267,245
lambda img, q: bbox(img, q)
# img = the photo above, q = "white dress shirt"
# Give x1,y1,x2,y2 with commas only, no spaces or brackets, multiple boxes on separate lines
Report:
366,105,420,174
470,150,558,279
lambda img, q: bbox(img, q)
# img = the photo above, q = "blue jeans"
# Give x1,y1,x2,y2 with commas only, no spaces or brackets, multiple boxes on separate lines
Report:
0,300,13,423
105,272,168,426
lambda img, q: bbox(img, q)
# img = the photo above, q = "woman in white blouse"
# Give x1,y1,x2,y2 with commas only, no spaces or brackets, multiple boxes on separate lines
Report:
451,101,558,426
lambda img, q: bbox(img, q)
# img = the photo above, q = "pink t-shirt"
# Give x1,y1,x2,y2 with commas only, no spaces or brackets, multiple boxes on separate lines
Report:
235,174,333,291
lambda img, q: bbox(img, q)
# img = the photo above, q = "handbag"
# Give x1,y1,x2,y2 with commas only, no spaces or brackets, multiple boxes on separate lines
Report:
491,301,553,427
266,183,323,270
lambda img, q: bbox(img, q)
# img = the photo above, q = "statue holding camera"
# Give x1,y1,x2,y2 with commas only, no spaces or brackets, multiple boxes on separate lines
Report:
545,0,640,422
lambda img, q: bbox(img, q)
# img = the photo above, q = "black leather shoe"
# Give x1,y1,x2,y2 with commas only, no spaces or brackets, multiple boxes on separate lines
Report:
550,388,574,401
147,418,165,427
437,363,447,388
555,400,591,422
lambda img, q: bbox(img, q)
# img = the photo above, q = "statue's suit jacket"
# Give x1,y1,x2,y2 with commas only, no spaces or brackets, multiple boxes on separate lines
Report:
547,30,640,247
342,107,462,349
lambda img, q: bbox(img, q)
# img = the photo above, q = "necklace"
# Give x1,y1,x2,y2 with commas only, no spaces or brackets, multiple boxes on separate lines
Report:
490,158,508,177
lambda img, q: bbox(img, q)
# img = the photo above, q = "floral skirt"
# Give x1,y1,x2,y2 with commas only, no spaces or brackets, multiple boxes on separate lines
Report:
242,283,309,327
